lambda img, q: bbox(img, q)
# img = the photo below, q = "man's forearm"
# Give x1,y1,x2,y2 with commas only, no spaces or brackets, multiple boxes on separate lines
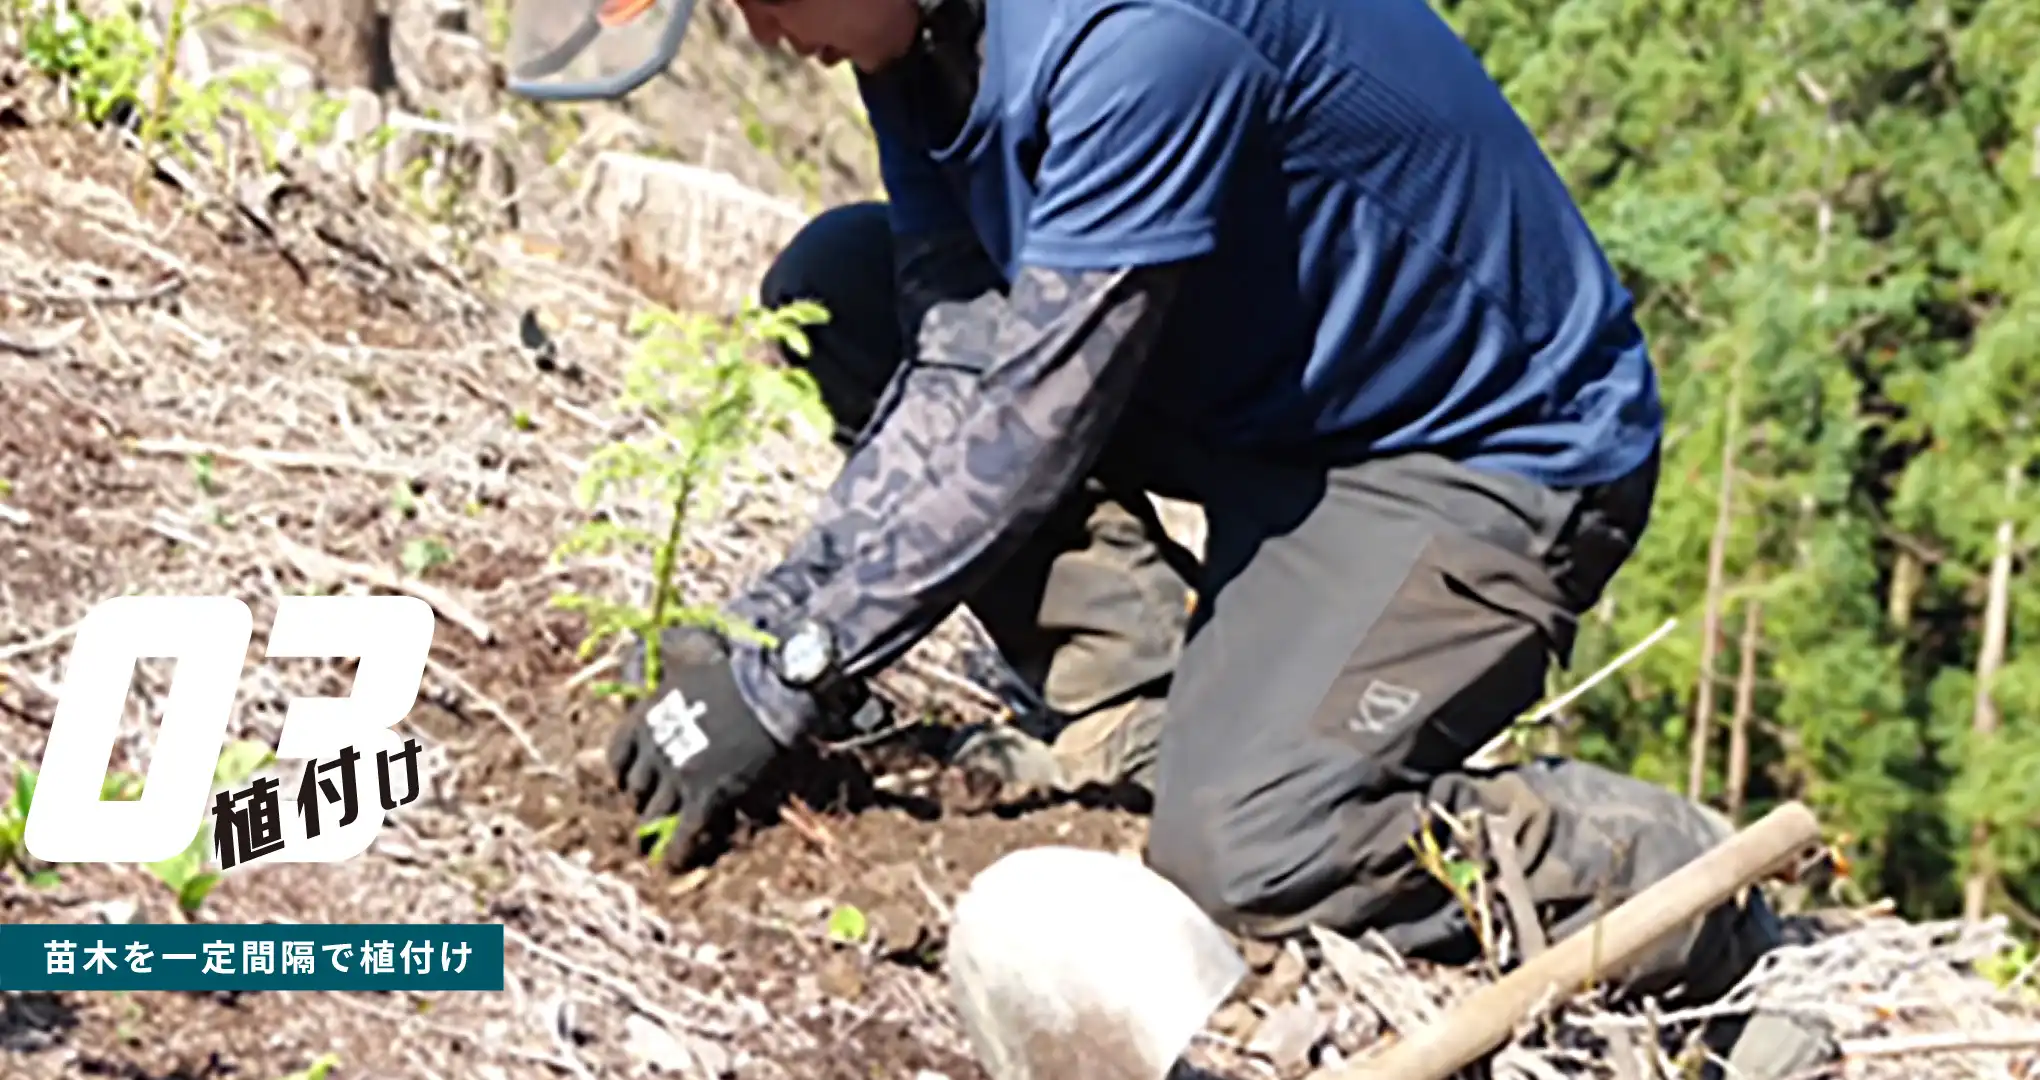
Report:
726,262,1181,743
727,229,1007,632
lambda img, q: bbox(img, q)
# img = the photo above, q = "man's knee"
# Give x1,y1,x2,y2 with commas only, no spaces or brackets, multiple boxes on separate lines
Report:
757,202,902,442
1143,783,1372,940
1144,797,1266,933
759,201,892,311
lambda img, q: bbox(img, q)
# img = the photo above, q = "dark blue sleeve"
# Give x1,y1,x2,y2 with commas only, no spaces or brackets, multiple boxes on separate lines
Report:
867,95,972,238
1020,4,1275,270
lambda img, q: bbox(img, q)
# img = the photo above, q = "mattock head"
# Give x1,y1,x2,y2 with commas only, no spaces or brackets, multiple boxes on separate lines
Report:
946,846,1248,1080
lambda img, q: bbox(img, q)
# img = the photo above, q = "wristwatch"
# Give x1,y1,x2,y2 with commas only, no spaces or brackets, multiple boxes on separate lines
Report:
771,618,889,735
771,619,838,690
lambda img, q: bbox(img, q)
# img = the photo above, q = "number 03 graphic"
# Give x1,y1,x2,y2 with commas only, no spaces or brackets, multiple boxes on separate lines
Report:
25,595,436,865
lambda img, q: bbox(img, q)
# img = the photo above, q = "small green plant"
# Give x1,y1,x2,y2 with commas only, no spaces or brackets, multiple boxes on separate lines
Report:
190,450,219,494
400,536,455,578
20,3,155,127
1,765,148,887
20,0,347,194
144,738,276,914
291,95,350,150
1408,811,1499,972
738,102,773,156
0,764,61,887
551,299,830,703
144,827,220,913
1979,937,2039,997
479,0,513,50
553,299,828,863
113,995,145,1044
134,0,189,182
212,739,275,789
825,903,869,946
636,816,679,865
0,740,274,910
279,1052,341,1080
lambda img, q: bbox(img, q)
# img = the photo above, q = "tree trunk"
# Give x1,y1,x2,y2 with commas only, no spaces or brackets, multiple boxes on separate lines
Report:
303,0,395,93
1888,548,1923,630
1688,364,1742,802
1962,465,2019,923
1725,598,1763,823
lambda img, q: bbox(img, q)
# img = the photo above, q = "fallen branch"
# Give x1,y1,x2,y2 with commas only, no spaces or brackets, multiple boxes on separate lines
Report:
503,925,727,1037
421,657,555,777
1838,1029,2040,1061
778,797,840,859
1484,811,1550,961
563,654,619,692
130,435,428,481
1468,617,1680,768
0,621,79,662
0,272,185,306
273,534,496,646
1325,802,1824,1080
0,317,86,356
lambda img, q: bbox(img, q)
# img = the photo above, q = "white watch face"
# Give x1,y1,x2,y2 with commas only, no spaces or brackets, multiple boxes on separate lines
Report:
781,626,829,684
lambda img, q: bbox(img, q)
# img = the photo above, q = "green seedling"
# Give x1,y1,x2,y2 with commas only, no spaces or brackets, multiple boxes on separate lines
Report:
190,451,219,495
551,298,830,702
279,1053,341,1080
145,738,276,914
20,0,351,200
637,816,679,867
1,765,150,887
1407,811,1500,973
826,903,869,946
400,536,455,578
553,299,829,865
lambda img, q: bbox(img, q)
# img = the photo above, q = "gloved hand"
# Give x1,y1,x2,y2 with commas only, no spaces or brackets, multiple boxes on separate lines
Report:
608,625,784,871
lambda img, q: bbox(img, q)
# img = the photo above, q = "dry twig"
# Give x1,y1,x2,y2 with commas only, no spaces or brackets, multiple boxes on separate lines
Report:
273,534,496,646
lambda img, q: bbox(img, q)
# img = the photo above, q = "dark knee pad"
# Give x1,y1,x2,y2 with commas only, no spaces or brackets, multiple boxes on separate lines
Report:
759,201,895,310
757,202,902,442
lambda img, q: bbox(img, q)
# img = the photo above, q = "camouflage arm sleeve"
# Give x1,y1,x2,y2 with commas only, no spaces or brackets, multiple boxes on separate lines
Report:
725,228,1009,631
724,257,1183,745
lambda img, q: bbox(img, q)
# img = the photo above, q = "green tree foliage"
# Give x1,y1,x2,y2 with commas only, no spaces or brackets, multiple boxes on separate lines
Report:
1440,0,2039,922
553,300,830,701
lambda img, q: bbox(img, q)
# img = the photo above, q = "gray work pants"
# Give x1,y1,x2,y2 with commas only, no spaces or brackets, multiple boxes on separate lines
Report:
759,203,1791,1009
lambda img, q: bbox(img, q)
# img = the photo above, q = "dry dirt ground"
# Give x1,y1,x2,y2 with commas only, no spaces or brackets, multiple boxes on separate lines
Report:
3,55,2040,1080
0,77,1128,1079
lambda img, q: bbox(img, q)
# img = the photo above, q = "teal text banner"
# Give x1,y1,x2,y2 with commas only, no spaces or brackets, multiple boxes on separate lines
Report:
0,923,505,991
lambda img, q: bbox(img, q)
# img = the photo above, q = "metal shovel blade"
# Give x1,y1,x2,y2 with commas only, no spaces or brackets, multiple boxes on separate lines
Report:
946,846,1248,1080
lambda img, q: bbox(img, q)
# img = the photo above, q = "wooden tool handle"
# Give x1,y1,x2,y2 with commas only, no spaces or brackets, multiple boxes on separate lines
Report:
1319,801,1824,1080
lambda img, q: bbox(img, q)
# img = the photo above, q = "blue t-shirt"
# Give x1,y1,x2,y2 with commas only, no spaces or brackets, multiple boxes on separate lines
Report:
859,0,1662,490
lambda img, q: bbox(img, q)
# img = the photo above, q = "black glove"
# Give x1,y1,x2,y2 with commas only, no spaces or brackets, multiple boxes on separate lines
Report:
608,626,783,871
